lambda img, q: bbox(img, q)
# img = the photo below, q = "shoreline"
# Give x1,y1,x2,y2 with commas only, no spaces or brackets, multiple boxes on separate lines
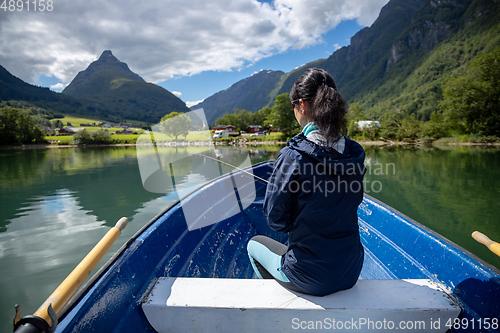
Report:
358,140,500,146
2,140,500,150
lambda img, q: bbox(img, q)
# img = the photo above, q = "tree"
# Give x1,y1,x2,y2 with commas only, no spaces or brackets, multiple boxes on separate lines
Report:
233,109,253,130
253,107,272,128
398,114,421,142
440,48,500,136
420,112,451,141
52,119,64,129
265,93,300,139
91,129,113,144
347,103,366,137
379,109,421,142
159,112,191,141
215,113,239,128
71,129,113,145
0,107,45,145
215,109,251,131
214,107,271,131
347,103,365,123
71,129,92,144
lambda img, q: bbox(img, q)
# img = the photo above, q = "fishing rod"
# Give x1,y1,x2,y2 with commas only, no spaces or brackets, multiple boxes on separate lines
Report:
190,152,270,184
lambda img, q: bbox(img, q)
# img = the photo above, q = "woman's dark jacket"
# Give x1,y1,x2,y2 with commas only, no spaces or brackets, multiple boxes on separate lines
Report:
263,133,365,296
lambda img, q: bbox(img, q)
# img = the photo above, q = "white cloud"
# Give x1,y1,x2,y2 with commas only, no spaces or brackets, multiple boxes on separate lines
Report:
171,91,182,98
333,43,342,51
186,99,205,108
50,82,69,91
0,0,390,85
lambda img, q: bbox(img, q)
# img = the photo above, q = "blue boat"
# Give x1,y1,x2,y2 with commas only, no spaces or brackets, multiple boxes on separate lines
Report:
14,161,500,333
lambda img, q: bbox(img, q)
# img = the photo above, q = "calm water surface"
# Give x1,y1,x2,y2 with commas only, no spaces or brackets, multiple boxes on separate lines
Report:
1,144,499,332
362,144,500,271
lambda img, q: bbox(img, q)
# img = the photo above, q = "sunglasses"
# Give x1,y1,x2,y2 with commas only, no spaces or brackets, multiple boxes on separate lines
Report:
291,98,309,109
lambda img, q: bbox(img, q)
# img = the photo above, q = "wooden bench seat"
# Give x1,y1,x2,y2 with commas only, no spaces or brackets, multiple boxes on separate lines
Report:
142,278,461,332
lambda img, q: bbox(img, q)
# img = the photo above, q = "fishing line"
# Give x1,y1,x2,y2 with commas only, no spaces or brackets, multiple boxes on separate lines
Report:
190,152,270,184
188,152,268,234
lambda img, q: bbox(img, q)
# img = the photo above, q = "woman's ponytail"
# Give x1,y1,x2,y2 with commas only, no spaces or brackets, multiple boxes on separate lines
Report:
312,82,347,144
289,68,347,144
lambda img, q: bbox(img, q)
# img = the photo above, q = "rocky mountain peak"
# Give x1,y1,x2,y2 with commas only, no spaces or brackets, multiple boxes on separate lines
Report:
97,50,119,63
62,50,144,97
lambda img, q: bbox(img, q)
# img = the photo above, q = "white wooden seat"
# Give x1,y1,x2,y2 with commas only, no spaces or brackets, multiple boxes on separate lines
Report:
142,277,461,333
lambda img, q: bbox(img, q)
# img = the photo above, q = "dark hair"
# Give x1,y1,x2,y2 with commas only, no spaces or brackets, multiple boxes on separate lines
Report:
289,68,347,144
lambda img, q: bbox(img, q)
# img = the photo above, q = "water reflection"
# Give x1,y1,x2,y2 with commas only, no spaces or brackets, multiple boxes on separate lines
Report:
2,144,498,333
137,145,262,231
0,145,279,333
363,145,500,270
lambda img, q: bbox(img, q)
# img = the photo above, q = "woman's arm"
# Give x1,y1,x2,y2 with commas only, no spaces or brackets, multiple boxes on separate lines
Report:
263,150,299,233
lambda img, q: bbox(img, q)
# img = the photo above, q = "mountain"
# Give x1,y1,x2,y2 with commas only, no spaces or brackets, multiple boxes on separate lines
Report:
0,64,120,121
196,0,500,122
63,50,145,97
191,70,285,124
319,0,500,119
355,0,500,118
278,0,427,102
63,50,190,123
0,50,190,123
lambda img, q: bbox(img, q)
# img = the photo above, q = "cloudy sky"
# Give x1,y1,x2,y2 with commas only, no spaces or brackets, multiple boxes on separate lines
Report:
0,0,389,106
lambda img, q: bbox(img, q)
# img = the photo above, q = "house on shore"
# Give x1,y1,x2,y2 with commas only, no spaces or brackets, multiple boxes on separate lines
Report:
116,129,134,135
357,121,381,130
211,125,236,134
247,125,262,133
57,127,85,135
269,125,281,132
43,126,54,135
100,122,120,128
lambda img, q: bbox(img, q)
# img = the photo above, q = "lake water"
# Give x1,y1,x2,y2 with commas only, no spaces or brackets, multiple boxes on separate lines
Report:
1,144,499,332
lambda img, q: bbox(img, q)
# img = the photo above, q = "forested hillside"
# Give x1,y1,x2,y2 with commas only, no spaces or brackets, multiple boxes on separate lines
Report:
63,51,190,123
280,0,500,120
200,0,499,124
0,65,120,121
192,70,285,124
1,0,498,127
0,50,190,124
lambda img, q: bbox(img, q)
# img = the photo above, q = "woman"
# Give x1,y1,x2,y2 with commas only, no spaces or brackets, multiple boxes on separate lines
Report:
247,68,365,296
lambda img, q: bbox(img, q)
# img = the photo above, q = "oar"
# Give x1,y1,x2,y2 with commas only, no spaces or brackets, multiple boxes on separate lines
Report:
14,217,128,333
472,231,500,257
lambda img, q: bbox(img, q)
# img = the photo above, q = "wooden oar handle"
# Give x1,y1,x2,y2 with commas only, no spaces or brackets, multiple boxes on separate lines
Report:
115,216,128,231
472,231,494,247
472,231,500,257
31,217,129,328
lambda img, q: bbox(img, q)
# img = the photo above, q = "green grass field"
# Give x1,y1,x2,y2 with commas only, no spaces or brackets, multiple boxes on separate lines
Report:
44,134,143,144
246,132,282,141
44,135,74,144
44,130,212,145
57,115,104,126
44,131,284,145
112,134,142,142
149,131,213,142
83,127,144,134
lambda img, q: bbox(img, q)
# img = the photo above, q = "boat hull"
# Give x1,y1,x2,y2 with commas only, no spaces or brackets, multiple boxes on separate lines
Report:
55,162,500,333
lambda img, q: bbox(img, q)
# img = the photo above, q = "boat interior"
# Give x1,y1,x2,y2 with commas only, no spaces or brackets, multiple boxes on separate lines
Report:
55,162,500,333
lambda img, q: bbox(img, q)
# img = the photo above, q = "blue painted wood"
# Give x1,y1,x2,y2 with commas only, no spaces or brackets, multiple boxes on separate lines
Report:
358,195,500,332
55,162,500,333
